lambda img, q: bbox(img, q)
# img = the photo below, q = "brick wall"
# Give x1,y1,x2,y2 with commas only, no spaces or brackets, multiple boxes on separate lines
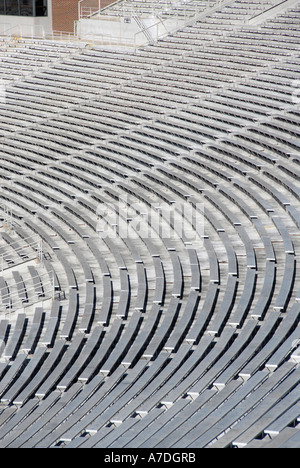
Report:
52,0,117,33
52,0,79,33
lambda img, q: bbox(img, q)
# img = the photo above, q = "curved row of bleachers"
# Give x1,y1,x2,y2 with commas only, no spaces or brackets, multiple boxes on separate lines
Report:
0,0,299,448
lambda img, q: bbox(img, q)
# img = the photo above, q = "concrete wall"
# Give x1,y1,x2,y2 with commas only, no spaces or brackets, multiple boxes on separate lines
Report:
77,15,145,44
77,15,181,46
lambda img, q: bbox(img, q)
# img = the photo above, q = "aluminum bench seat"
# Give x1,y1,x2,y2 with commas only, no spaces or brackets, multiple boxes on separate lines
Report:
232,385,300,448
287,203,300,229
172,158,220,188
0,392,60,448
23,219,60,252
20,375,103,447
0,320,9,358
235,225,257,270
12,339,67,406
12,271,27,303
273,253,296,312
116,290,131,319
59,289,79,340
12,384,82,448
142,297,181,359
119,399,189,449
40,300,61,348
0,347,47,404
229,268,257,327
0,277,11,308
170,252,184,298
103,237,127,270
107,350,189,428
207,275,238,336
186,283,219,344
252,221,276,262
57,325,103,391
265,322,300,372
35,333,85,399
187,248,201,291
78,318,123,383
100,312,143,375
87,415,142,448
144,337,214,410
96,276,113,326
210,364,299,449
213,312,280,389
251,261,276,320
278,428,300,448
133,344,193,417
78,282,96,333
69,245,94,284
21,307,44,354
148,382,243,448
60,361,153,443
163,329,235,407
54,250,77,290
2,314,27,361
116,269,131,319
0,353,28,400
233,179,275,215
85,239,111,277
271,215,295,255
134,263,148,312
152,257,166,305
164,290,200,352
203,238,220,284
264,402,300,439
238,305,300,381
184,367,296,448
121,304,161,367
218,230,239,277
0,405,19,433
27,266,44,298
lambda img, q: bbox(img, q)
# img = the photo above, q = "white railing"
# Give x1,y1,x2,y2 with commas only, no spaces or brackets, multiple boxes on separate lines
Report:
100,0,216,19
76,0,231,49
133,0,234,46
1,0,229,47
77,30,137,47
0,270,55,317
47,30,80,42
0,235,43,272
81,6,100,18
78,0,102,19
0,24,46,39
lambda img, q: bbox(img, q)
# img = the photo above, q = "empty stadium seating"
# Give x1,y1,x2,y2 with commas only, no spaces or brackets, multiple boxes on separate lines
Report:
0,0,299,449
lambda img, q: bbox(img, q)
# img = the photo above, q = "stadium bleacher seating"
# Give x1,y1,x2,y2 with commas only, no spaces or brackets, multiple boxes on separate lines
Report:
0,0,299,448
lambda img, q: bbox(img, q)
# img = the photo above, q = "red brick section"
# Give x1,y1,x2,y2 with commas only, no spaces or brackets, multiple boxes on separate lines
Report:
52,0,118,33
52,0,79,33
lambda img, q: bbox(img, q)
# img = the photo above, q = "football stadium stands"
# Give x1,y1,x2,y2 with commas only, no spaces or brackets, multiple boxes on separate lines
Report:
0,0,299,448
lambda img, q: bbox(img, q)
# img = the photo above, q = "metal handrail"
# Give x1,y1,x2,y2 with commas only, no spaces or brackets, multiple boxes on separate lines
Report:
0,23,46,39
78,0,101,19
0,271,55,317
